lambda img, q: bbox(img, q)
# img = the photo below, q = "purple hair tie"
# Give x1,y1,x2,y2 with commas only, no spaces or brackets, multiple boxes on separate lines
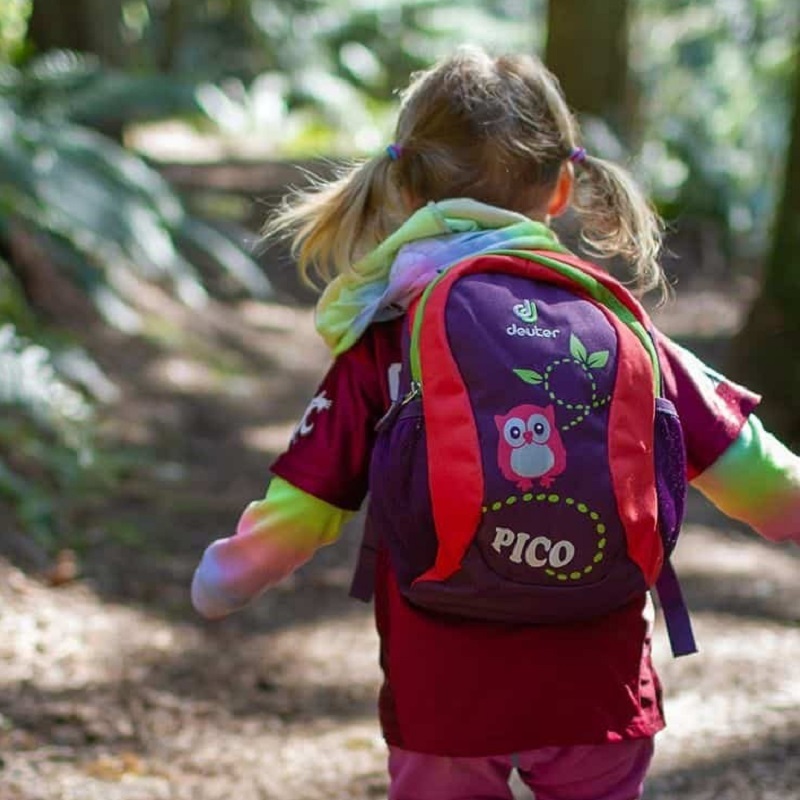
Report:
569,146,587,164
386,144,404,161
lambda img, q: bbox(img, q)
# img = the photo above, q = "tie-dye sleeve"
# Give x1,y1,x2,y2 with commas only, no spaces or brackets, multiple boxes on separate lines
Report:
656,334,800,544
692,414,800,544
191,476,353,619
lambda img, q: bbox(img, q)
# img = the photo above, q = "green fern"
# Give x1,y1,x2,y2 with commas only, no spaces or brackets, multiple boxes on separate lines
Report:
0,323,92,449
0,321,97,542
0,257,37,334
1,49,203,127
0,53,272,332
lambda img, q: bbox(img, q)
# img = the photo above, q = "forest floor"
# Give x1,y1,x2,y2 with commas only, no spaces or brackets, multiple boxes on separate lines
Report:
0,274,798,800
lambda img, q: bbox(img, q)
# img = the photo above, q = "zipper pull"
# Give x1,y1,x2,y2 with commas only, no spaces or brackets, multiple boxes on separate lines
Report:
375,381,421,433
401,381,421,405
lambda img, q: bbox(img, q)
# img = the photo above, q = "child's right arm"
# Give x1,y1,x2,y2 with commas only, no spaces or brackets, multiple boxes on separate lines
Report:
692,414,800,544
657,335,800,544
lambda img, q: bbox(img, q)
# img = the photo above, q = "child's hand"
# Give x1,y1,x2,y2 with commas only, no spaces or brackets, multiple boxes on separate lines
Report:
190,566,247,620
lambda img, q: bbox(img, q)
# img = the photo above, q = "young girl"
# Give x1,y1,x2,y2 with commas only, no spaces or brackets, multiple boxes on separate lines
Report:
191,47,800,800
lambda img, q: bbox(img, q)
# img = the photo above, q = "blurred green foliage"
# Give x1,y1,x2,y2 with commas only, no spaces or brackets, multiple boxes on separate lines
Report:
0,0,31,63
635,0,798,255
121,0,542,156
125,0,541,82
117,0,798,253
0,296,94,543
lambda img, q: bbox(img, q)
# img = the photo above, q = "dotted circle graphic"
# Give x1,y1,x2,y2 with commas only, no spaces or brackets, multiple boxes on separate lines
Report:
482,492,607,582
542,358,610,431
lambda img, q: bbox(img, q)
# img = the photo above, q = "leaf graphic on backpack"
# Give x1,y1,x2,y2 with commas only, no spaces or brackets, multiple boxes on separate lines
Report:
586,351,609,369
514,333,611,432
570,333,588,362
570,333,609,370
513,369,543,385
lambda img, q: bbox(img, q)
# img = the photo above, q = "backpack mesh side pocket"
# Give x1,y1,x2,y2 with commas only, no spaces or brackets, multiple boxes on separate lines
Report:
653,397,687,555
368,400,438,589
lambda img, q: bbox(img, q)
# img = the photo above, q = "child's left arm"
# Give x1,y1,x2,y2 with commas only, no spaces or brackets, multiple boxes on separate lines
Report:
191,476,353,619
190,320,399,619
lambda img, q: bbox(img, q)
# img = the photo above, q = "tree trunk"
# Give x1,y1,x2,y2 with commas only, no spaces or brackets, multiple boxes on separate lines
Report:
149,0,186,72
545,0,633,144
29,0,126,67
731,45,800,446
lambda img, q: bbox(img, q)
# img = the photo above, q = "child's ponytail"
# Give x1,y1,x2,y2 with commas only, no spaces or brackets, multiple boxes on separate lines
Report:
571,154,666,298
263,152,406,287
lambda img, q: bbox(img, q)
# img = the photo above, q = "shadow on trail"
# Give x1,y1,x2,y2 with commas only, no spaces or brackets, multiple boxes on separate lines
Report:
645,730,800,799
669,488,800,627
675,568,799,628
0,659,377,755
71,512,371,636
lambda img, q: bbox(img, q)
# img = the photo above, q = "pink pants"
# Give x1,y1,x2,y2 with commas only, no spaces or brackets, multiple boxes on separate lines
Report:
388,738,654,800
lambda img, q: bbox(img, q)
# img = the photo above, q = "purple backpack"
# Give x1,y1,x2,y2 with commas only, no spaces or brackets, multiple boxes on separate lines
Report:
353,250,697,657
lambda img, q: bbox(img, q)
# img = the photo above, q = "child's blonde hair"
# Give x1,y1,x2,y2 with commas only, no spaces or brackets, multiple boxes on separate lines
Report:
266,46,664,294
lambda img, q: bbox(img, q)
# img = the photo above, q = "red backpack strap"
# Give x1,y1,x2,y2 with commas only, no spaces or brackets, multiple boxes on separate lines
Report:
412,254,661,586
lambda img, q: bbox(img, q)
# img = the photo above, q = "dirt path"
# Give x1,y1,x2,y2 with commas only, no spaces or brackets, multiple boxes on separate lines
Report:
0,285,798,799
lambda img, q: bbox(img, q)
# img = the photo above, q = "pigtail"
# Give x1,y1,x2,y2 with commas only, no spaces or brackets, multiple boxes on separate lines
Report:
571,154,666,298
263,152,406,287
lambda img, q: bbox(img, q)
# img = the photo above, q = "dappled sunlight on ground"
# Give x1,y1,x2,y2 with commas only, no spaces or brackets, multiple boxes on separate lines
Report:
2,516,797,799
646,522,800,799
0,556,386,800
